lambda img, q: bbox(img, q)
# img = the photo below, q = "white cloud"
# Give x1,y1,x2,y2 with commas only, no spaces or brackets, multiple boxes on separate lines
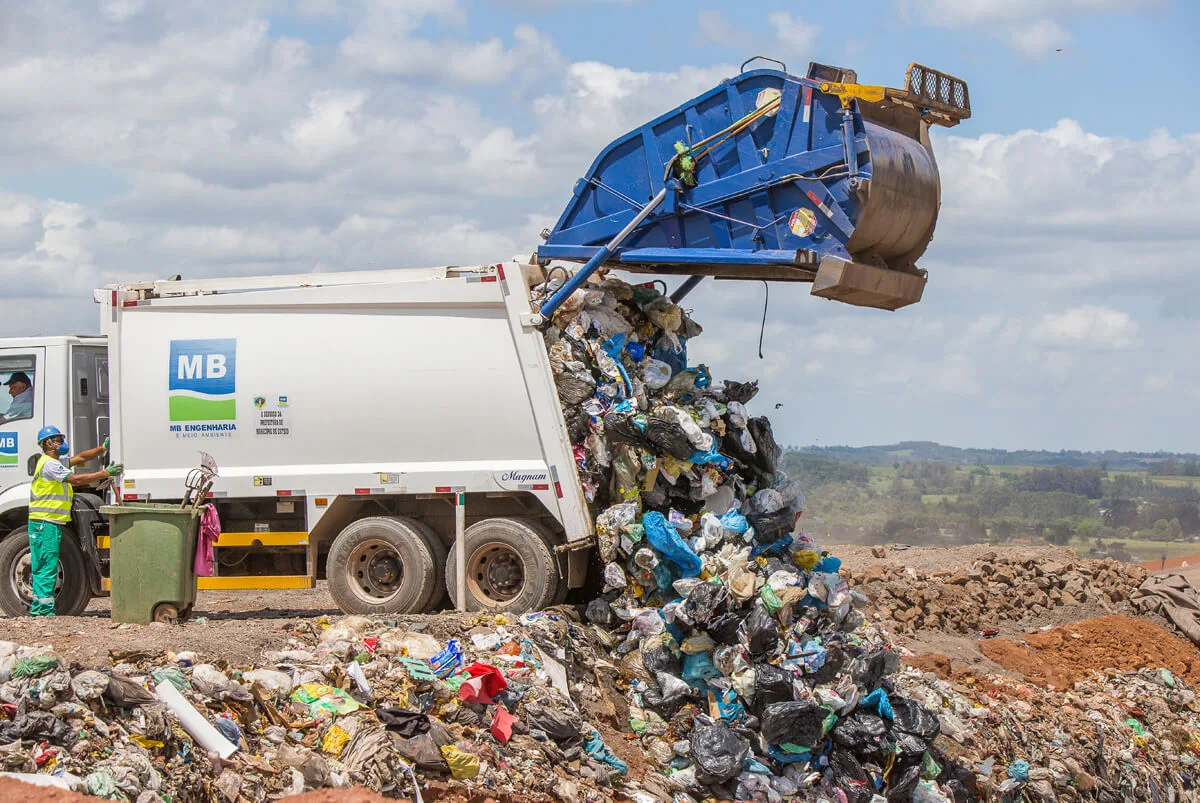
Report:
1030,306,1139,350
902,0,1153,58
694,10,822,56
767,11,821,52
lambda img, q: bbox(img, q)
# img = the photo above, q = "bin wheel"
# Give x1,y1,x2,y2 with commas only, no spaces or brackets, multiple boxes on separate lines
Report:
152,603,180,624
179,604,194,621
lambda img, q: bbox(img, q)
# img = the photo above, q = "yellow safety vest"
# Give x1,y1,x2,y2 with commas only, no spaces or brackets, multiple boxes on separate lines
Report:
29,455,73,524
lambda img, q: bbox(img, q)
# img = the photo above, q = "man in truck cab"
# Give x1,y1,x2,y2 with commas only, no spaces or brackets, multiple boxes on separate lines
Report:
1,371,33,423
28,426,122,617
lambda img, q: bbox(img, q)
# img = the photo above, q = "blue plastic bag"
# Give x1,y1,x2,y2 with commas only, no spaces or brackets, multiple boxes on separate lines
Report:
584,730,628,775
814,556,842,573
751,533,794,558
601,333,628,358
716,687,746,723
625,341,646,362
768,744,811,764
643,511,702,577
859,688,894,720
682,651,721,682
718,510,750,534
689,445,733,470
652,334,687,374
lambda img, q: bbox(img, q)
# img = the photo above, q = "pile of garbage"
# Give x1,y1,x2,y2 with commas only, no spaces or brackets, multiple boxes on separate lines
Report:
847,555,1148,636
894,660,1200,800
0,613,616,802
534,274,977,800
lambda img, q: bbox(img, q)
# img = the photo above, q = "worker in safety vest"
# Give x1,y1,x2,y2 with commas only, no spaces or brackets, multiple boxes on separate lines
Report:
28,426,122,617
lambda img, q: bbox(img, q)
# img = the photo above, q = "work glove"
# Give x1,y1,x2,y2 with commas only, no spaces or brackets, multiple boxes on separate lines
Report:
103,436,110,451
105,463,124,477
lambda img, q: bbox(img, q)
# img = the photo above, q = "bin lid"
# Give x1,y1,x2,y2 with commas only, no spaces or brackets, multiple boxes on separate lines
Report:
101,503,201,517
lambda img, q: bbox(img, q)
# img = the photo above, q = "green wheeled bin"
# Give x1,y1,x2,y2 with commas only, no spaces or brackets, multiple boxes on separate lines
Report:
101,503,200,624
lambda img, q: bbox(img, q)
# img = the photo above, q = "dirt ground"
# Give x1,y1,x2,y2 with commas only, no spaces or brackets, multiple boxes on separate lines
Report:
0,587,341,666
830,541,1083,575
0,774,540,802
978,614,1200,689
0,778,426,802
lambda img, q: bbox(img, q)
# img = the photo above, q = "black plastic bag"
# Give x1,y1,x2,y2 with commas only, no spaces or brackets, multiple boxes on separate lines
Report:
641,643,681,676
393,732,445,768
760,700,826,747
752,664,795,711
0,702,76,747
690,721,749,784
886,765,921,803
830,749,874,803
747,417,781,474
832,711,888,761
641,488,668,509
707,612,742,645
893,731,929,758
741,603,779,660
644,417,695,460
810,642,845,685
890,695,941,741
748,509,795,541
563,404,592,443
377,707,431,738
722,379,759,404
105,673,158,707
943,777,977,803
852,650,889,690
681,582,726,628
526,705,581,746
604,413,653,452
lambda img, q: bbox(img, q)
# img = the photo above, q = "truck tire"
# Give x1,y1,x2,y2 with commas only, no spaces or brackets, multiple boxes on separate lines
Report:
400,517,447,611
326,517,437,615
0,526,92,617
445,518,561,612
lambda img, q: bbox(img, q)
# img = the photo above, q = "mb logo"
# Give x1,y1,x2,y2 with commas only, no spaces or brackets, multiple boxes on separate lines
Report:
168,339,237,422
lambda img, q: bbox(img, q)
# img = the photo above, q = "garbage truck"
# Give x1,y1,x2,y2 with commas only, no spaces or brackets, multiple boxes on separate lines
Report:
0,60,969,616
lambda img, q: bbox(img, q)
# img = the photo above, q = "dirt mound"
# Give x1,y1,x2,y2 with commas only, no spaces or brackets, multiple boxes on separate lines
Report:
980,614,1200,688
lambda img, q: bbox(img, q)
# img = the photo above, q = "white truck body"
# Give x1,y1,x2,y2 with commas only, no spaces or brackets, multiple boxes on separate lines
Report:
92,261,593,600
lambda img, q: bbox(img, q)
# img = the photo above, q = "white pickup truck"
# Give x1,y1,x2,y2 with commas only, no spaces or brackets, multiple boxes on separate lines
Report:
0,262,593,616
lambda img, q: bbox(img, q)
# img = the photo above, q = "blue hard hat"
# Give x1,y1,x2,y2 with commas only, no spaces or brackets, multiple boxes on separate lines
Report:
36,425,64,445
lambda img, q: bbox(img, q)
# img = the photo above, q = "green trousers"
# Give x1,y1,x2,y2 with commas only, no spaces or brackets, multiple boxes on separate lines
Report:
28,520,61,617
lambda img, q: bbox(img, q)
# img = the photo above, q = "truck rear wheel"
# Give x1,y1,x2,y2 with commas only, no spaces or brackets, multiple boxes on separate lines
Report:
0,526,92,617
445,518,560,612
401,517,447,610
327,517,437,615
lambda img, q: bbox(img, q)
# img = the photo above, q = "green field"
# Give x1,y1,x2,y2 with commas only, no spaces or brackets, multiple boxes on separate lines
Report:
1074,535,1200,562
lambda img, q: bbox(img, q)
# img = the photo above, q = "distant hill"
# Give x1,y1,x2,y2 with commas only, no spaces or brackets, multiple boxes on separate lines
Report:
792,441,1200,471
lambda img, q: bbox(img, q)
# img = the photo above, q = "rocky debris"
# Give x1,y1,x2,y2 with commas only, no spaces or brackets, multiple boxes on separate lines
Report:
847,553,1149,636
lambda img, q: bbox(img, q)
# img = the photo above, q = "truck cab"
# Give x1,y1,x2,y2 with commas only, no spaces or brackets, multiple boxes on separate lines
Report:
0,336,111,613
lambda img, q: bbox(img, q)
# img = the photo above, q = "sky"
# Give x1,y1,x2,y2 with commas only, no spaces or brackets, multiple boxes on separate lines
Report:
1,0,1198,452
